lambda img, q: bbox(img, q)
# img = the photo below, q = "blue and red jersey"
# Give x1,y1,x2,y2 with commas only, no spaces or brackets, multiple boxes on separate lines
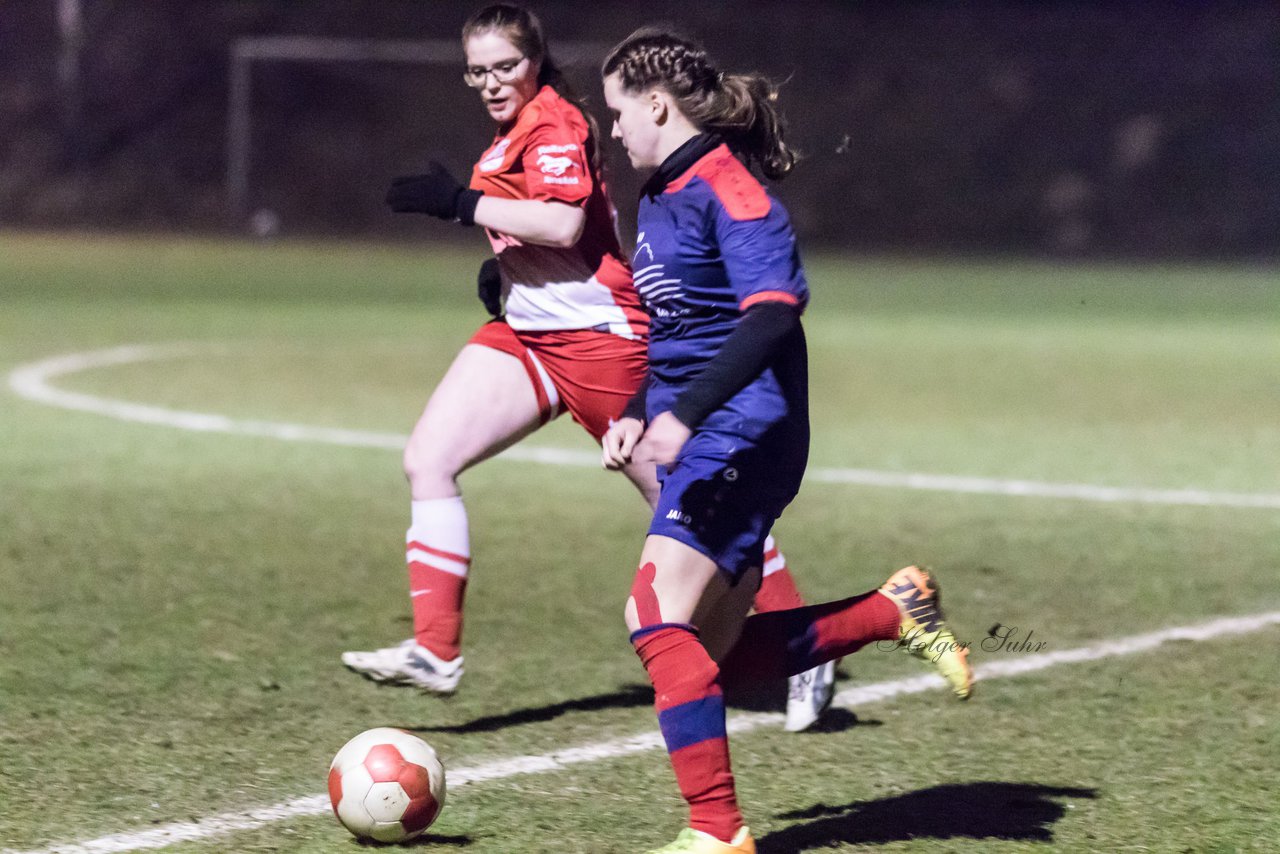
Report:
634,138,810,442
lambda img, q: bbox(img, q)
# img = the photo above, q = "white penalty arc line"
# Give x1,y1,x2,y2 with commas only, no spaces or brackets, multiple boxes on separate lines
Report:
7,609,1280,854
8,343,1280,510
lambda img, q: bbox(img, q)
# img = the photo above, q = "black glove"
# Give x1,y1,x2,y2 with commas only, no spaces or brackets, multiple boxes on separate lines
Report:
477,258,504,317
385,162,482,225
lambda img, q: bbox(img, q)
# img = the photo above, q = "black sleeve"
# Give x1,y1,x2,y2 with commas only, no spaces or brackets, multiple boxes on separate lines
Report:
670,300,802,429
621,371,650,422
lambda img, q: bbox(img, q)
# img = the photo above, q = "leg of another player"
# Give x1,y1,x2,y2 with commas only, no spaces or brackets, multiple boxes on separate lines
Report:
405,343,546,501
756,535,840,732
342,344,544,693
620,457,662,509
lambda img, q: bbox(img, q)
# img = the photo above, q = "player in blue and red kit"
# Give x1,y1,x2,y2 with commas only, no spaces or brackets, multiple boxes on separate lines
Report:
600,29,975,854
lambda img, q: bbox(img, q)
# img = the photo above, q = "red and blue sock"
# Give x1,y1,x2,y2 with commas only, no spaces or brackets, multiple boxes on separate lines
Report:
632,618,742,843
626,564,897,842
719,589,900,688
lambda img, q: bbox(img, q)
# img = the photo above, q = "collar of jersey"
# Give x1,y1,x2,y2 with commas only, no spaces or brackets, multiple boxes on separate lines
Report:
496,84,557,136
640,132,725,198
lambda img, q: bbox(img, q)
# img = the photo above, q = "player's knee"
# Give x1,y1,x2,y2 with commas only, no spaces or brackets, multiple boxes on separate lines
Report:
624,597,642,634
402,443,426,481
403,438,459,490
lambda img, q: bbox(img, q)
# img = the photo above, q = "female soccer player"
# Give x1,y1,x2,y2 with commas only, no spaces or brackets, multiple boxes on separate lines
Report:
599,29,975,853
341,4,835,731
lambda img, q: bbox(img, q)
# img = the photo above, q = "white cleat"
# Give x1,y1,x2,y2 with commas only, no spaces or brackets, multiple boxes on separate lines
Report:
784,660,836,732
341,639,464,694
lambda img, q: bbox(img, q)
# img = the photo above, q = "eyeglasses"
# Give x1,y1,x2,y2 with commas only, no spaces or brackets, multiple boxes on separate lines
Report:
463,56,528,88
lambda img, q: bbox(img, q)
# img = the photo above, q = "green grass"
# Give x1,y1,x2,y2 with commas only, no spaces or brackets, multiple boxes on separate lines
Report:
1,233,1278,853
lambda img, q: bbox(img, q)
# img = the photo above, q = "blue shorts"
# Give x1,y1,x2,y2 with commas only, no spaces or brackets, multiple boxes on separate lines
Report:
648,427,806,582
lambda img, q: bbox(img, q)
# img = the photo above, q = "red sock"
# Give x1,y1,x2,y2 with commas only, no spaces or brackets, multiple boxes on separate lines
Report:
753,535,806,613
719,590,900,688
407,556,467,660
633,624,742,843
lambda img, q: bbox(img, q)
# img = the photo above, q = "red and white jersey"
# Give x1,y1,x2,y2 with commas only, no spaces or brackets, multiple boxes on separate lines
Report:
469,86,647,340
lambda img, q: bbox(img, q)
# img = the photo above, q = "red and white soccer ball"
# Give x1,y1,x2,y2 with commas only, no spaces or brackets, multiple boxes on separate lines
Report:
328,727,446,843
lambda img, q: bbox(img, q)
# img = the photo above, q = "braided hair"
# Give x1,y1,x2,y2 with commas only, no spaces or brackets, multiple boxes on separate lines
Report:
602,28,795,180
463,4,601,169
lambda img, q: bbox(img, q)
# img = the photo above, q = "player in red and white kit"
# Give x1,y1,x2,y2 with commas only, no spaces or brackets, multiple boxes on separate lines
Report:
341,4,834,730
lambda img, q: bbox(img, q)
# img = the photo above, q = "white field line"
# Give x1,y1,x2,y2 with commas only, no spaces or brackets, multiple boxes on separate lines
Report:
5,609,1280,854
8,343,1280,510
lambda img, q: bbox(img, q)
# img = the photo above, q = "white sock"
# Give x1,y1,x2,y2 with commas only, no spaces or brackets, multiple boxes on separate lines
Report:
409,496,470,564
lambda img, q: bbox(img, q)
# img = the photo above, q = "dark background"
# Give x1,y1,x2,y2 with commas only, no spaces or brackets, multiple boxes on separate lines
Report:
3,1,1277,257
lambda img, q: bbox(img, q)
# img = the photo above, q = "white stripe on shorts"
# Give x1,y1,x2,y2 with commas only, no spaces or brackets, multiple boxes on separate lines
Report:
525,349,562,419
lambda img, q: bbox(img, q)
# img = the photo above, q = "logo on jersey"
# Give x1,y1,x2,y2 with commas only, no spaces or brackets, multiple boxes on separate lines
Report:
536,154,576,176
479,138,512,172
632,232,687,318
537,143,578,155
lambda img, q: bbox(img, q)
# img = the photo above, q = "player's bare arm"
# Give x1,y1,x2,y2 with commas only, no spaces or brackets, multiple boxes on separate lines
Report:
473,196,585,247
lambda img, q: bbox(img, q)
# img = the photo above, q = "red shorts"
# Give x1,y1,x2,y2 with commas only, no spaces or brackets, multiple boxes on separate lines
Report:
467,321,647,441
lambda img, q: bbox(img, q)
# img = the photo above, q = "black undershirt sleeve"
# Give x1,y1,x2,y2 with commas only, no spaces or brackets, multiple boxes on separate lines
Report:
670,300,802,429
621,371,650,422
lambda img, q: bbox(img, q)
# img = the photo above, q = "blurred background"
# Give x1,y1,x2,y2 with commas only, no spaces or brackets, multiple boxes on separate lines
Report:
2,0,1277,257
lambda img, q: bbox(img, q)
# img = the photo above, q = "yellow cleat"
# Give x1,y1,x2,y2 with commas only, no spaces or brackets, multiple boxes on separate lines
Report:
644,826,756,853
879,566,974,700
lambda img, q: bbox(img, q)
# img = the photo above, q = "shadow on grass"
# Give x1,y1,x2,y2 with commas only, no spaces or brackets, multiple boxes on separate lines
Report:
756,782,1097,852
403,684,654,734
353,831,472,847
405,667,871,736
402,660,876,735
801,707,878,733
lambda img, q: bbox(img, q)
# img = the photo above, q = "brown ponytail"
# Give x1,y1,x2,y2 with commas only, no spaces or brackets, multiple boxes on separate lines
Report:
602,28,796,180
463,4,602,170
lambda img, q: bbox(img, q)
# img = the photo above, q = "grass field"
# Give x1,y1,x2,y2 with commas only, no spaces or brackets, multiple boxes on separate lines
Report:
1,232,1278,853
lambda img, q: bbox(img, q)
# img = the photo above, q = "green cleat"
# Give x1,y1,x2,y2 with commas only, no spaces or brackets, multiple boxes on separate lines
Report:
879,565,974,699
644,826,755,853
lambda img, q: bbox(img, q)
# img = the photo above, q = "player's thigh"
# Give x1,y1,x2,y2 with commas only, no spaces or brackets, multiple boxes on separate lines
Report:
405,344,543,476
621,459,661,510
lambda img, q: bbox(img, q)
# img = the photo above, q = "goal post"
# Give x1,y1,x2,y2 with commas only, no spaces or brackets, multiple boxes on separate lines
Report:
225,35,612,228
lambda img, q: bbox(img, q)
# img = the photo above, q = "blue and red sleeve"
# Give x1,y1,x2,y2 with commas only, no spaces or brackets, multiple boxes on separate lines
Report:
705,160,809,311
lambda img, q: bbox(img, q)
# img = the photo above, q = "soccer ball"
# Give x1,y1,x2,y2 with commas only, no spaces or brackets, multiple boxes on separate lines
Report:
328,727,446,843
